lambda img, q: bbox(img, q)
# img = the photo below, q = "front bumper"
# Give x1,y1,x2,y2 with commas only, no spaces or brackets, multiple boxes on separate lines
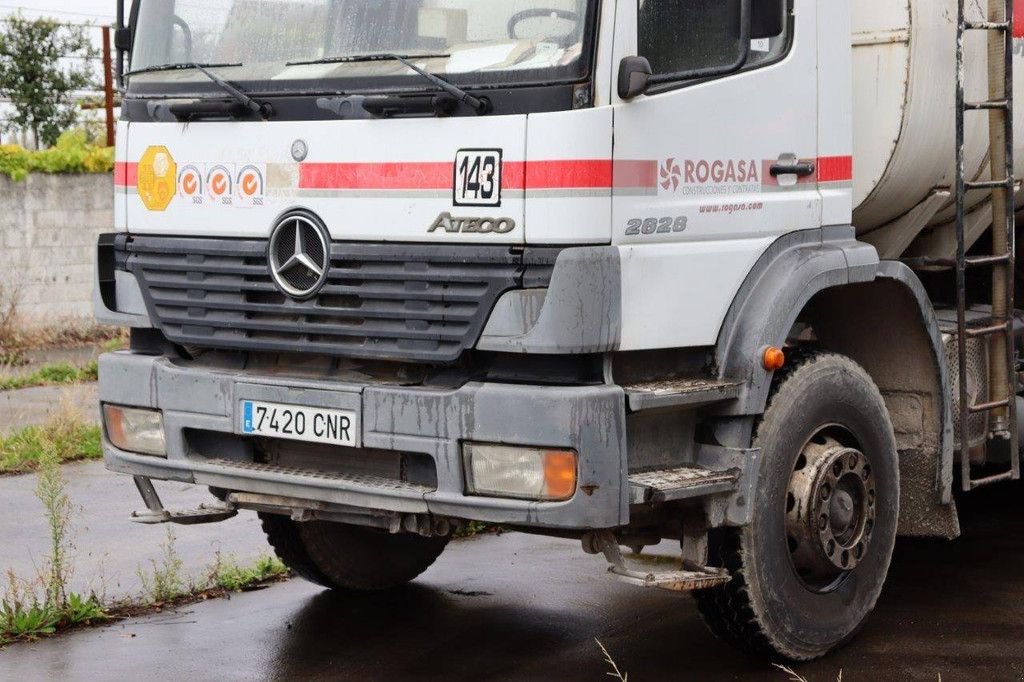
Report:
99,351,629,529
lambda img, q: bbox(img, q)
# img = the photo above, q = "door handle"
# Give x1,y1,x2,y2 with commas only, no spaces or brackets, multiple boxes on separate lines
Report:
770,162,816,178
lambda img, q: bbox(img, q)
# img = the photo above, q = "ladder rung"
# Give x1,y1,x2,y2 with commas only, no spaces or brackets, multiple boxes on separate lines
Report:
965,99,1010,110
967,470,1017,489
965,321,1011,338
969,398,1011,413
964,178,1015,190
965,253,1012,267
964,20,1010,30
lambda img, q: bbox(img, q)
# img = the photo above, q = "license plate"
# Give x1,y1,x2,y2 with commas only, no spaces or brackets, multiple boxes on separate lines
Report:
240,401,358,447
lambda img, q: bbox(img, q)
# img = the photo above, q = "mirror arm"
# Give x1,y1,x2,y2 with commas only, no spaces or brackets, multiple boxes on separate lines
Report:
646,0,753,88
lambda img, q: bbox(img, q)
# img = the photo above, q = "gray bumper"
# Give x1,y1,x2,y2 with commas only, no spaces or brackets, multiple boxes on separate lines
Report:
99,352,629,529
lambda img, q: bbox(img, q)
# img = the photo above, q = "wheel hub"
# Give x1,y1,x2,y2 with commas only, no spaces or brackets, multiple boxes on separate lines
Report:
786,432,876,588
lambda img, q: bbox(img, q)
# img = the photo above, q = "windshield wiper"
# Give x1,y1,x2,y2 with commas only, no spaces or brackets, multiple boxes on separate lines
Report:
125,62,272,118
288,53,490,115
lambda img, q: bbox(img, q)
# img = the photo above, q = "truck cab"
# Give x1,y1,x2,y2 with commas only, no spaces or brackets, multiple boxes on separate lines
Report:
97,0,999,661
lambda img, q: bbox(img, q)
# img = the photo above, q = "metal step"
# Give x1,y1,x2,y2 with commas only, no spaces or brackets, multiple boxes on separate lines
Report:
623,377,741,411
584,530,730,592
628,466,739,505
130,502,237,525
609,563,731,591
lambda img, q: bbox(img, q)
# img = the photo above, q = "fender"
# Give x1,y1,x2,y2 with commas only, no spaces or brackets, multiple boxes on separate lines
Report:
715,227,956,530
714,226,879,415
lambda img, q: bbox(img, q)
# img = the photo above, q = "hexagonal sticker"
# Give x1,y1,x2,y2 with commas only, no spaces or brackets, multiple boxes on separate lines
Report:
136,145,177,211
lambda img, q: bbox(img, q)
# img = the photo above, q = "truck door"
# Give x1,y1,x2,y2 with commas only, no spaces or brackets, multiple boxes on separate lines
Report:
610,0,823,350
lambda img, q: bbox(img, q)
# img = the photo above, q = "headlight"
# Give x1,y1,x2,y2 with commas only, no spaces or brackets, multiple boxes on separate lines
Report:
463,443,577,501
102,405,166,456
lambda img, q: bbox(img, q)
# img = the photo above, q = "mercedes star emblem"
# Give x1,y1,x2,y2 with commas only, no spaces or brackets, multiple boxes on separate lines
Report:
267,211,331,299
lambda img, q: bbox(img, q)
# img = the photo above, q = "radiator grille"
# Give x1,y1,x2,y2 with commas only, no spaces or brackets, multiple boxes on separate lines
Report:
126,236,556,362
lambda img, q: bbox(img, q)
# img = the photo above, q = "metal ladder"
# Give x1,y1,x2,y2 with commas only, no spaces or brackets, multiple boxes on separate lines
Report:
953,0,1019,490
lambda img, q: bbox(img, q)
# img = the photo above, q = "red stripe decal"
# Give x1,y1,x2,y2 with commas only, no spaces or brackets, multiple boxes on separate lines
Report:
114,161,138,187
300,162,452,190
613,160,659,189
298,159,659,191
817,155,853,183
1015,0,1024,38
525,159,612,189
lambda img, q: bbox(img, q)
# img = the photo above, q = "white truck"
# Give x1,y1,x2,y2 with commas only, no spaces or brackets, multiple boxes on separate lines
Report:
96,0,1024,660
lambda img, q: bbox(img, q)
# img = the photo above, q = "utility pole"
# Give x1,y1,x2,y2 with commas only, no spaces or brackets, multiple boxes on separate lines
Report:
102,25,114,147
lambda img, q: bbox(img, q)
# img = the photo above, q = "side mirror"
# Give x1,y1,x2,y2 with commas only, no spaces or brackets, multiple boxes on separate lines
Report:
618,56,652,100
113,26,132,51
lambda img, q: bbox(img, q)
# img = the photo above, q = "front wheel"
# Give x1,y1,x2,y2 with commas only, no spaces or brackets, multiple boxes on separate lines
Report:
694,353,899,660
260,514,449,591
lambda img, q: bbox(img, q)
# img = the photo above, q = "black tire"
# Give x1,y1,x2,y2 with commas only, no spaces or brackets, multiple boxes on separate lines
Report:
260,513,449,591
694,353,899,661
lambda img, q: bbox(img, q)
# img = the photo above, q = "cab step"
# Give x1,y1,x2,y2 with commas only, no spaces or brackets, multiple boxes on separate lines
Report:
628,466,740,505
583,530,731,592
129,475,237,525
623,377,741,411
130,503,238,525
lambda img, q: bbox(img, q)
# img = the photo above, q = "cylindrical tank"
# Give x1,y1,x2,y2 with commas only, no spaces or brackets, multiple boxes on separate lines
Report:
852,0,1024,257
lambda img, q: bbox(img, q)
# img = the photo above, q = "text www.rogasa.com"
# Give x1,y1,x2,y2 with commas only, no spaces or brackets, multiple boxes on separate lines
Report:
699,201,765,215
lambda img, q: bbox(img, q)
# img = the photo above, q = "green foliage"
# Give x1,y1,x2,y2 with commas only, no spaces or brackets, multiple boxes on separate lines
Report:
0,591,106,644
453,520,493,538
0,414,102,474
63,592,107,625
211,554,288,592
0,598,59,642
0,131,114,182
0,360,99,391
0,15,99,148
138,528,188,605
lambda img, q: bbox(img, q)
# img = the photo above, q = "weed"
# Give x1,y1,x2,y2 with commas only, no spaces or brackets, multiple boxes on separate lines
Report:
0,409,102,474
35,446,73,606
595,639,628,682
0,445,108,644
0,279,22,350
208,553,288,592
101,335,128,353
0,360,98,391
453,520,496,538
138,527,187,605
63,592,107,625
0,598,59,642
774,664,849,682
0,350,26,367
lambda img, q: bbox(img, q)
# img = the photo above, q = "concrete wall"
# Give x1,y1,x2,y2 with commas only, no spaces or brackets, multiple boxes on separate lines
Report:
0,173,113,326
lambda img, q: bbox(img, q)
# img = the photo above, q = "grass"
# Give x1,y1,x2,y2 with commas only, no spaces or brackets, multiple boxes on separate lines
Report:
0,411,102,474
0,360,98,391
209,554,288,592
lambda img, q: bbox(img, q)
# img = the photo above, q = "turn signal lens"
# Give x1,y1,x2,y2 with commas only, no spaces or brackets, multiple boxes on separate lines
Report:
762,346,786,371
464,443,577,501
103,404,166,456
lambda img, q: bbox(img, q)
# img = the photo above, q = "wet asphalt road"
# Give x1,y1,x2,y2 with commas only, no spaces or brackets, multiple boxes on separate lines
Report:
5,483,1024,680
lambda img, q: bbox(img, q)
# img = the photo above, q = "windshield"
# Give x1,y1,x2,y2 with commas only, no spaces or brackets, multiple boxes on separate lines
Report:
129,0,594,91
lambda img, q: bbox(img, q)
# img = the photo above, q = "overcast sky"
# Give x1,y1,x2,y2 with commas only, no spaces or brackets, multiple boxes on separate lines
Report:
0,1,116,25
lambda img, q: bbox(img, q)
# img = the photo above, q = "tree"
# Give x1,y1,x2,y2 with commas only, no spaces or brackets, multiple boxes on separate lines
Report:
0,15,98,148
